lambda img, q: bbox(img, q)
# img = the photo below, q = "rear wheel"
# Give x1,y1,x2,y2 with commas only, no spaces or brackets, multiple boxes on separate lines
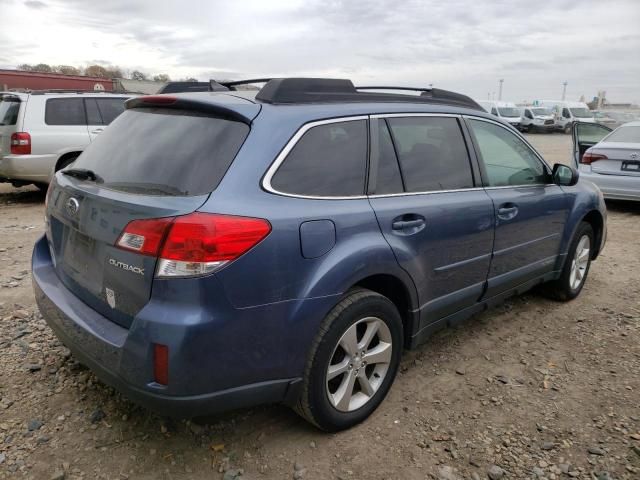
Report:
542,222,593,301
295,289,403,431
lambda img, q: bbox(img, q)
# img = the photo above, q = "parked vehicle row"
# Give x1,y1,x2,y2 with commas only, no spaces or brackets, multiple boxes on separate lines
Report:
33,78,608,431
0,91,130,189
476,99,606,134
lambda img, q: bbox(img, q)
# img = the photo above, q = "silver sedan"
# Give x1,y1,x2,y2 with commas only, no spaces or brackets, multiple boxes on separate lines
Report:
573,121,640,201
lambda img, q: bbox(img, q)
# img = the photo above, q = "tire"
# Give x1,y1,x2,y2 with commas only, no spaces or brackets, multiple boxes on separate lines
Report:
564,123,572,134
55,154,79,172
542,222,594,301
295,288,403,431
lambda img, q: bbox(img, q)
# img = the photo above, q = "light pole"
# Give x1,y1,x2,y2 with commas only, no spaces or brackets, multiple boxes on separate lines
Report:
561,81,568,101
498,79,504,100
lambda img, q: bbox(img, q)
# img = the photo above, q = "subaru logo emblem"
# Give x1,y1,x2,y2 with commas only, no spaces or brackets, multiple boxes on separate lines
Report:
65,197,80,216
631,153,639,160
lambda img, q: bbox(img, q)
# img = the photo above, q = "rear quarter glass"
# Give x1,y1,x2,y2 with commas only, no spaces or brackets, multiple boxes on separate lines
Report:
0,96,21,125
70,108,250,196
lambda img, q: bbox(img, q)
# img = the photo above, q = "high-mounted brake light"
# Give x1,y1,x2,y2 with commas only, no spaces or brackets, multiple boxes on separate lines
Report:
581,152,608,165
116,213,271,278
10,132,31,154
140,95,177,104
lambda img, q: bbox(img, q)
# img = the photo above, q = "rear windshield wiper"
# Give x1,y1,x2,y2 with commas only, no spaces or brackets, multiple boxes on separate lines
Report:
62,168,103,183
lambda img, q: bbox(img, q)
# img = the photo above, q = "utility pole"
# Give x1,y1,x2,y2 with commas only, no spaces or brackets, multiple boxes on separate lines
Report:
561,81,568,101
498,79,504,100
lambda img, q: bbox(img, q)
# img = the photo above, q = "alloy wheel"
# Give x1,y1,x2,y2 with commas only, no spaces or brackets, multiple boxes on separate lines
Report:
325,317,393,412
569,235,591,290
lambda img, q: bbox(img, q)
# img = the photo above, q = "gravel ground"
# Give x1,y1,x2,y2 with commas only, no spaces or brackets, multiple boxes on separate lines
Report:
0,133,639,480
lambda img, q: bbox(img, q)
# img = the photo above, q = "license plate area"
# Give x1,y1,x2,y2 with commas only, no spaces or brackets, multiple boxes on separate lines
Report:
622,160,640,172
65,229,96,275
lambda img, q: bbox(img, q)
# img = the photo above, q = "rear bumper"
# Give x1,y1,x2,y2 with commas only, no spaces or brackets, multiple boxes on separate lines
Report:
0,153,56,183
580,170,640,202
32,235,333,417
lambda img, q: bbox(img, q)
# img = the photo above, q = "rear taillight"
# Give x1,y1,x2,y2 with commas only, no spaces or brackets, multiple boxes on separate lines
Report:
116,217,173,256
116,213,271,278
10,132,31,154
581,152,608,165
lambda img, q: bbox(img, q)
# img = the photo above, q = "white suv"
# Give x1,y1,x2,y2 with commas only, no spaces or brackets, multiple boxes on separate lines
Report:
0,91,130,189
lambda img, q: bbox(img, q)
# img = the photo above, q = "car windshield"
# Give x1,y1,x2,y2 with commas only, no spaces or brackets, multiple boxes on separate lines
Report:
531,108,551,116
498,107,520,117
570,108,593,118
604,126,640,143
0,96,21,126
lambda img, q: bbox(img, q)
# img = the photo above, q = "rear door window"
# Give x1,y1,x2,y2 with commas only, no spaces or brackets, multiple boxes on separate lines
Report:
85,98,127,125
0,96,21,125
270,120,368,197
45,98,86,125
96,98,127,124
386,116,474,192
70,108,249,196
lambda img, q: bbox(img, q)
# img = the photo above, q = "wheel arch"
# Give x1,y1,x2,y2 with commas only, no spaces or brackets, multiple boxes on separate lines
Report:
581,209,604,259
350,273,419,349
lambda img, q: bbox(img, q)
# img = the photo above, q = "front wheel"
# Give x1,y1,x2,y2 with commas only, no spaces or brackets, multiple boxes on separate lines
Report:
295,289,403,431
542,222,594,301
564,122,573,134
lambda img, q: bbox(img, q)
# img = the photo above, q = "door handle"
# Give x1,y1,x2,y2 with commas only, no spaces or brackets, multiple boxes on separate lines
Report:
91,128,104,134
497,203,518,220
392,219,425,230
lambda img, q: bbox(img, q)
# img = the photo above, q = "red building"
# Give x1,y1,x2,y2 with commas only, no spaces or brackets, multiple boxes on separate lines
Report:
0,69,113,91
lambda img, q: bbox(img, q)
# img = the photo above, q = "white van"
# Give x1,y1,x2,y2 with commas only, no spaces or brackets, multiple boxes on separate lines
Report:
539,100,595,133
519,106,555,133
476,101,522,129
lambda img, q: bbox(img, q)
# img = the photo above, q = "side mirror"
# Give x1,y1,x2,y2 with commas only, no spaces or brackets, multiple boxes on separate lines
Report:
552,163,579,186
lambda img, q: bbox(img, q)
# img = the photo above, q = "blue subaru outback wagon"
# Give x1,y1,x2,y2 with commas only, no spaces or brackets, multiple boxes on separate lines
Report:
33,78,607,431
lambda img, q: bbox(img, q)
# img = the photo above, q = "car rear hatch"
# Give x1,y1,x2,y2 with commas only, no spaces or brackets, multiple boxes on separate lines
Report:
44,96,258,328
590,141,640,177
0,93,22,161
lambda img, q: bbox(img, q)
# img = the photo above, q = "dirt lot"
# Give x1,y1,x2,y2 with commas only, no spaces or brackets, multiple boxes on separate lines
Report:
1,133,639,480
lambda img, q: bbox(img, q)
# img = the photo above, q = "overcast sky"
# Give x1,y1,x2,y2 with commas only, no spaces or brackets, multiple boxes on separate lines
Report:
1,0,639,103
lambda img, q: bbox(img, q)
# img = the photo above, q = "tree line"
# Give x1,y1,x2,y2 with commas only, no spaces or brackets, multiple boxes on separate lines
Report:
16,63,197,82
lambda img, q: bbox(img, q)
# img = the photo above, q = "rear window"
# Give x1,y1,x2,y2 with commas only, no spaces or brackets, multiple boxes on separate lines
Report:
70,108,249,196
45,98,86,125
270,120,367,197
0,96,21,126
604,126,640,143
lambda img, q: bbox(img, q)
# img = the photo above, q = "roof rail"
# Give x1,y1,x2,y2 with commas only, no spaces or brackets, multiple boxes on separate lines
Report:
356,86,432,92
219,78,272,90
157,81,211,94
253,78,482,110
26,89,114,95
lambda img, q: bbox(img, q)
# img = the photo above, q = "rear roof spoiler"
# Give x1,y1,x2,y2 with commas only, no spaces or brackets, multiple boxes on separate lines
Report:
124,95,257,124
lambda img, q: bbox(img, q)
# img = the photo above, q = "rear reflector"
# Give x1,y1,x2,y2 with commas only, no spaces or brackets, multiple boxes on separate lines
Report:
116,213,271,277
10,132,31,154
581,152,608,165
153,344,169,385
